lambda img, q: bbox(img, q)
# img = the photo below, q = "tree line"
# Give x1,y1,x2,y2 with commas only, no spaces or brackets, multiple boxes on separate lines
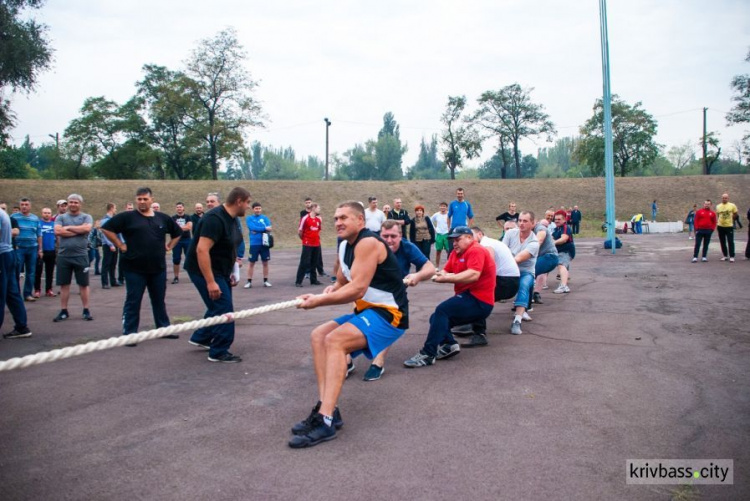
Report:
1,2,749,180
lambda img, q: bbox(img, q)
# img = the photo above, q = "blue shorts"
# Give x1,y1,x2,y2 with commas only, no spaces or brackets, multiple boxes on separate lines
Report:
249,245,271,262
334,309,405,360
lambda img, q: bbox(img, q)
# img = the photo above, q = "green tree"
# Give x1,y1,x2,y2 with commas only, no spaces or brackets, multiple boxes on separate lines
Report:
0,0,53,145
574,95,661,177
373,112,406,180
474,84,555,178
666,140,695,170
184,28,264,180
727,48,750,163
701,131,721,175
440,96,481,180
336,143,376,180
409,135,448,179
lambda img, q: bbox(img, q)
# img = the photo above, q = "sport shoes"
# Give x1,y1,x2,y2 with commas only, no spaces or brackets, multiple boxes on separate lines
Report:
263,281,272,287
33,289,41,298
522,312,533,322
3,327,32,339
450,324,474,337
82,310,94,321
53,310,69,322
172,277,179,284
532,292,543,304
720,257,728,261
189,339,211,350
291,403,343,435
460,333,488,348
436,343,461,360
510,320,523,335
288,412,337,448
45,289,56,297
24,296,36,302
691,257,698,263
542,284,549,290
363,364,384,381
208,352,242,363
345,360,355,378
701,257,708,262
404,351,436,368
244,282,252,289
553,285,570,294
729,258,735,263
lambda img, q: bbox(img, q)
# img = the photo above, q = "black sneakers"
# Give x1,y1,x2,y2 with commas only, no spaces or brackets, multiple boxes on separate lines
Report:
532,292,543,304
208,352,242,363
82,310,93,321
460,333,488,348
291,403,344,435
3,327,32,339
288,412,337,448
53,310,69,322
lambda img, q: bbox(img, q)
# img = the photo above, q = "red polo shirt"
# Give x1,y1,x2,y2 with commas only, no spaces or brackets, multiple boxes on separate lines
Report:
444,240,496,305
298,214,321,247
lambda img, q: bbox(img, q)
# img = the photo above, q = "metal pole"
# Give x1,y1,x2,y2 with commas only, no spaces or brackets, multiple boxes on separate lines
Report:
702,107,707,175
599,0,617,253
324,118,331,180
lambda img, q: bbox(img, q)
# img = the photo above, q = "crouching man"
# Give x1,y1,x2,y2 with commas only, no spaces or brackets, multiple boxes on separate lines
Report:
290,201,408,448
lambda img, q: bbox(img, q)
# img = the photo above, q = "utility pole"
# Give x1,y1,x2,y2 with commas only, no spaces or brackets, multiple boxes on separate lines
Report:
48,132,59,151
702,107,708,175
324,118,331,180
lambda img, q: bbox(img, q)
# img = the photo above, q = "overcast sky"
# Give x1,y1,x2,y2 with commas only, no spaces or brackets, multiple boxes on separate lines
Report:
10,0,750,169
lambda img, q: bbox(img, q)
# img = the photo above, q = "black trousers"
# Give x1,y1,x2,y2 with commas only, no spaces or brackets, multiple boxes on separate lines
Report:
296,246,321,284
101,246,118,286
693,230,713,258
717,226,735,258
34,250,56,291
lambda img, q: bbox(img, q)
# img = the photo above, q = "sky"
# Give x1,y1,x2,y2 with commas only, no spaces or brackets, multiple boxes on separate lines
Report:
9,0,750,169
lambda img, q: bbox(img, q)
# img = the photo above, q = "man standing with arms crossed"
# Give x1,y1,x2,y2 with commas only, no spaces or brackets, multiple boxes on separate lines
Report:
53,194,94,322
715,193,738,262
244,202,273,288
289,201,408,448
185,187,250,363
101,187,181,346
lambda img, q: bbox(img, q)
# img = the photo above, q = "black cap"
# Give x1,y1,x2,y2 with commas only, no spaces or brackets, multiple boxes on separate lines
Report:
448,226,473,238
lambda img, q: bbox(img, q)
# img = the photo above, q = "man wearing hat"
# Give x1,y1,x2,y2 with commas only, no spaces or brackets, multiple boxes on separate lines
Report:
404,226,495,368
53,200,68,221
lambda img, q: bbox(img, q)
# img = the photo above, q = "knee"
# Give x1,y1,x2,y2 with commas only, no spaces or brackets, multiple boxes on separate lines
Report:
310,326,328,346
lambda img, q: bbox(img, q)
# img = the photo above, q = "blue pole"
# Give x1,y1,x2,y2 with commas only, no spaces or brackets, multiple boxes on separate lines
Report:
599,0,616,253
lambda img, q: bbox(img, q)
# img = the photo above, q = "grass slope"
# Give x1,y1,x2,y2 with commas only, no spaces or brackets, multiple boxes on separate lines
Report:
1,176,748,248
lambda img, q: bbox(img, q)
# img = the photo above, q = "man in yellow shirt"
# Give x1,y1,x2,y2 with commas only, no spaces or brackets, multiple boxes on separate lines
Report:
715,192,738,262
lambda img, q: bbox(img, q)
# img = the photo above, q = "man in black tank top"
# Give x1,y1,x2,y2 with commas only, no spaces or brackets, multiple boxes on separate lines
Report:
289,201,408,449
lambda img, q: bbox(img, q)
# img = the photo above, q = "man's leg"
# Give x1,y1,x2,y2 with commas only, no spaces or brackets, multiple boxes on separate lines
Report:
44,251,56,292
717,227,729,257
702,231,712,258
262,259,269,281
59,284,71,309
101,247,113,286
558,264,569,286
693,232,703,258
316,323,368,417
145,270,170,328
122,270,147,334
295,246,312,285
1,251,29,332
309,246,321,283
726,227,735,258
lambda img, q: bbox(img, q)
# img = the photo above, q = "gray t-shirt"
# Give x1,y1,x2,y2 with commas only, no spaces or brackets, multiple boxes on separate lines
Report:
55,212,93,257
502,228,539,275
534,222,558,257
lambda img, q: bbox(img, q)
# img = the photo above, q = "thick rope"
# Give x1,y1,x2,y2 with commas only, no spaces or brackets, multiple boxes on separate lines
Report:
0,298,302,373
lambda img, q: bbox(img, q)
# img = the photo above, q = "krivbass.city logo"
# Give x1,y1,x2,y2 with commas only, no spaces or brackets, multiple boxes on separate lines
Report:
626,459,733,485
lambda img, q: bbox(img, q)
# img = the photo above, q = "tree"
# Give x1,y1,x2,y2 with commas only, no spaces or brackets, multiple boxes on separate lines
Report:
184,28,264,179
574,95,661,177
474,84,555,178
666,141,695,170
701,131,721,175
373,112,406,180
0,0,53,145
727,48,750,163
440,96,481,179
409,135,448,179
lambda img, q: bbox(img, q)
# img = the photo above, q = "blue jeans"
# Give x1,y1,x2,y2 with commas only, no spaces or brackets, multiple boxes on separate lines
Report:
188,271,235,358
88,247,100,274
514,271,535,309
1,251,28,331
122,269,170,335
535,253,559,276
172,238,191,265
422,292,493,357
16,246,38,297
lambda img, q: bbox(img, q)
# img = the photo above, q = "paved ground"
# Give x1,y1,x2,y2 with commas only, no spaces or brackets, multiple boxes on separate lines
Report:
1,233,748,500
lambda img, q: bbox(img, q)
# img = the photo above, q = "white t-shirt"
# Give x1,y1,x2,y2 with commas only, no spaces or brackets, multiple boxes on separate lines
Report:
431,212,449,235
480,236,520,277
365,208,386,232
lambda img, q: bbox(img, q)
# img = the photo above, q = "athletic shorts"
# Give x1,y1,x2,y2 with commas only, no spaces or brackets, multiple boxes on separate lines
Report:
558,252,572,269
334,309,405,360
434,233,449,251
56,255,90,286
248,245,271,262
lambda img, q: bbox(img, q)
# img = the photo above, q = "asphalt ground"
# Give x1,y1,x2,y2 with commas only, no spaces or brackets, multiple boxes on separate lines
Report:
1,233,748,500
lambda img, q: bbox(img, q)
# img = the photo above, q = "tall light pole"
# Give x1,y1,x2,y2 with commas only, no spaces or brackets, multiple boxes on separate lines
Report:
324,118,332,180
599,0,617,253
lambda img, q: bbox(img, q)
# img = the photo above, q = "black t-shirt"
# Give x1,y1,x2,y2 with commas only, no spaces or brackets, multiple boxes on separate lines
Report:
172,213,192,239
496,212,519,223
190,213,203,238
300,209,310,219
102,211,181,274
185,206,242,278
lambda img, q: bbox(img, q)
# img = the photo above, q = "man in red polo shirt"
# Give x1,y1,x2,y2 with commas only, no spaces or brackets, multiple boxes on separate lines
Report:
404,226,496,367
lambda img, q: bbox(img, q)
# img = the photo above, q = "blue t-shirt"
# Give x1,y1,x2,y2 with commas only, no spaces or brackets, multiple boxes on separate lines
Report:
393,240,428,277
448,200,474,229
10,213,41,248
245,214,272,247
40,220,56,251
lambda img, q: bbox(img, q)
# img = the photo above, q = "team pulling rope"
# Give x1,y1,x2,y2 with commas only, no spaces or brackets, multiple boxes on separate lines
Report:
0,298,302,373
